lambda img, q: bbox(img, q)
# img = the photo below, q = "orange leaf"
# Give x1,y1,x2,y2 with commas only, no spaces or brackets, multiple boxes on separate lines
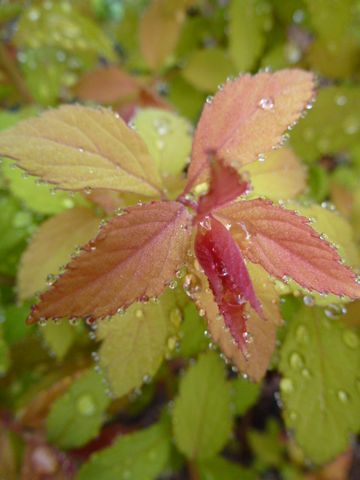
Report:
28,201,192,323
214,199,360,298
186,69,315,192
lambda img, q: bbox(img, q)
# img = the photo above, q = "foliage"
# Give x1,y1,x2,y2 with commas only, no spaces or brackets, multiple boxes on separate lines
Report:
0,1,360,479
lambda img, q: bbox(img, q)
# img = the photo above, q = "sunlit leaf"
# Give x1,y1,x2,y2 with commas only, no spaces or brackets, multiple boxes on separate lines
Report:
182,48,235,92
41,321,79,361
279,306,360,463
27,201,192,323
0,105,163,197
231,377,261,416
172,352,232,459
76,422,171,480
215,199,360,298
228,0,272,72
133,108,192,176
18,207,100,302
186,69,315,191
198,456,256,480
46,369,110,449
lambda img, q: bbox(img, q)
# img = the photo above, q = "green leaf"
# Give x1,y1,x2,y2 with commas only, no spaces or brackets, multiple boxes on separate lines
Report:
15,4,115,60
248,418,284,468
177,303,208,358
97,292,176,398
133,108,192,176
46,369,110,449
198,456,256,480
228,0,272,72
41,321,79,361
2,159,77,215
231,377,261,416
0,329,10,377
75,422,171,480
2,302,34,346
172,351,232,459
279,306,360,464
290,86,360,163
182,48,235,92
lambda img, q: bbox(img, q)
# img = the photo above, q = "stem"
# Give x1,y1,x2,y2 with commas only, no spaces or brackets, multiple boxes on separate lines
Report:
188,461,200,480
0,43,32,103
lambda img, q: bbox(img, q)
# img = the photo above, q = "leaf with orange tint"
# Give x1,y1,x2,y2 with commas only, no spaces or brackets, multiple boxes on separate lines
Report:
214,199,360,298
0,105,163,197
139,0,190,71
18,207,101,302
74,66,139,105
187,262,281,381
241,147,307,200
27,201,192,323
186,69,315,192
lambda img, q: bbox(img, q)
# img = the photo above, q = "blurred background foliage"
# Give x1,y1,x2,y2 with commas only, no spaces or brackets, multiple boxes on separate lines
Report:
1,0,360,479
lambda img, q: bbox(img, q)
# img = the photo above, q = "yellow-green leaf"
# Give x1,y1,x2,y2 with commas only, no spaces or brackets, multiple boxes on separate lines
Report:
0,105,163,196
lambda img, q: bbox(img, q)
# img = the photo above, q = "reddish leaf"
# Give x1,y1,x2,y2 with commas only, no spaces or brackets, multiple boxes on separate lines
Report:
214,199,360,298
195,217,261,352
195,158,249,219
27,201,192,323
186,69,315,192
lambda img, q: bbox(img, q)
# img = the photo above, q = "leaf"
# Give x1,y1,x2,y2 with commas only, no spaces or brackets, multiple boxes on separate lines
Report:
290,86,360,163
248,418,284,468
241,147,307,201
182,48,235,92
74,66,140,105
27,201,192,323
214,199,360,298
186,69,315,191
279,306,360,463
189,262,280,381
2,159,77,215
2,302,34,345
41,321,79,361
195,217,261,352
75,422,171,480
231,377,261,416
0,330,10,377
198,456,256,480
172,351,232,459
46,369,111,449
18,207,100,302
133,108,192,176
0,105,163,197
14,4,115,60
228,0,272,72
177,303,209,358
97,291,177,398
139,0,189,70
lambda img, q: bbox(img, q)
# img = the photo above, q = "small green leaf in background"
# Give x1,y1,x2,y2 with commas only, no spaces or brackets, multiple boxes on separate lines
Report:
133,108,193,177
172,351,233,459
177,303,208,358
76,422,171,480
46,369,110,449
198,456,256,480
231,377,261,416
97,297,170,398
2,302,34,346
182,48,235,92
279,306,360,464
228,0,272,72
248,419,284,470
41,321,80,361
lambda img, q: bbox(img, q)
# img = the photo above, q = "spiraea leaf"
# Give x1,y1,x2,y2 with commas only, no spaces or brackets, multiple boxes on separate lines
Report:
0,105,163,197
27,201,192,323
214,199,360,298
185,69,315,192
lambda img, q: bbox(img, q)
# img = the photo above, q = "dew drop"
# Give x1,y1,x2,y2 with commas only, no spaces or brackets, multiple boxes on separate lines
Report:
280,377,294,394
258,153,265,162
135,309,144,318
258,97,274,110
335,95,347,106
337,390,349,403
324,303,347,319
342,329,359,349
143,374,152,384
77,394,96,416
302,368,312,379
289,351,304,370
183,273,201,298
168,279,177,290
206,95,214,104
303,295,315,307
199,216,211,231
295,324,309,344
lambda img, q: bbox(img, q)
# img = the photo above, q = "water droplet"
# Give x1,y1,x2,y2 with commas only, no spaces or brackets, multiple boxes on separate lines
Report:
206,95,214,104
143,374,152,384
168,279,177,290
324,303,347,319
258,97,274,110
38,318,47,327
77,394,96,416
343,116,359,135
335,95,347,106
337,390,349,403
183,273,201,298
83,186,92,195
135,309,144,318
295,324,309,344
199,216,211,231
303,295,315,307
302,368,311,379
342,329,359,349
289,351,304,369
280,377,294,394
28,8,40,21
46,273,57,286
170,308,182,327
258,153,265,162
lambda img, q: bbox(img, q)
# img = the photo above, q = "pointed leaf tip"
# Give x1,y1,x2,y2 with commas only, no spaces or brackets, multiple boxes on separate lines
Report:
27,201,192,324
186,69,315,191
